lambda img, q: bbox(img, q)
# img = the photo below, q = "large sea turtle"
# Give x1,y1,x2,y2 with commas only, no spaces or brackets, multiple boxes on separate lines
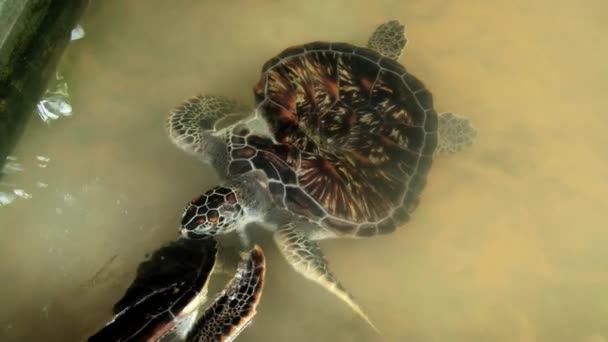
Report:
167,20,476,332
89,238,266,341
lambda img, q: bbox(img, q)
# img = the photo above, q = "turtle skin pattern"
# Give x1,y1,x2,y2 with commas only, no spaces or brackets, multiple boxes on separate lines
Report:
222,42,438,237
182,186,244,236
189,246,266,341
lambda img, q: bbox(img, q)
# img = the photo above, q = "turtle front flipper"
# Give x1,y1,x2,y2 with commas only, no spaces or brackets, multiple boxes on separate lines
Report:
167,95,249,159
367,20,407,61
88,240,265,342
435,112,477,155
273,222,379,333
187,245,266,342
88,238,219,342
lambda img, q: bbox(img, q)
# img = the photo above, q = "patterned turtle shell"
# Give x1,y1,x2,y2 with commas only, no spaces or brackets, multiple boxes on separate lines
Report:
226,41,438,237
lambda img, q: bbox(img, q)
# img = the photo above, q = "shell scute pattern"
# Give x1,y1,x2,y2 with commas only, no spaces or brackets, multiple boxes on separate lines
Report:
232,42,437,237
226,127,304,201
352,46,384,64
228,160,253,176
258,49,343,153
284,186,326,219
321,217,357,234
330,42,356,55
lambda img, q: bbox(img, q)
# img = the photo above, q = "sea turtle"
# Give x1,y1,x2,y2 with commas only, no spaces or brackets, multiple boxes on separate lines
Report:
88,238,266,341
167,20,476,332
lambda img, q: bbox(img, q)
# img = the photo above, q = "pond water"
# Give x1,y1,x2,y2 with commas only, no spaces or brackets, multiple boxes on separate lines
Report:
1,1,607,341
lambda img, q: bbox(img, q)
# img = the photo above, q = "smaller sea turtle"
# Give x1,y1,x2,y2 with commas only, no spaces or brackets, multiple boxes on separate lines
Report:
88,238,266,341
167,20,476,332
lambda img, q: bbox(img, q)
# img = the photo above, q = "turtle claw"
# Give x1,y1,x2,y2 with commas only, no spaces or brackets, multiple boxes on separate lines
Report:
274,222,380,333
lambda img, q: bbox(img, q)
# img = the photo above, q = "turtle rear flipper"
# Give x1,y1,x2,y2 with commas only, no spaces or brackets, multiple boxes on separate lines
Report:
367,20,407,60
436,112,477,155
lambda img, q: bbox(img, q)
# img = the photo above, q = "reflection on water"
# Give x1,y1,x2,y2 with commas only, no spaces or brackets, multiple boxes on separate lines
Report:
1,155,50,207
35,73,74,124
35,24,85,124
1,1,607,341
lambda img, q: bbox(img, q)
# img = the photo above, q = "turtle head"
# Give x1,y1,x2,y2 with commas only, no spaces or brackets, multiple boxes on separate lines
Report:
180,185,244,239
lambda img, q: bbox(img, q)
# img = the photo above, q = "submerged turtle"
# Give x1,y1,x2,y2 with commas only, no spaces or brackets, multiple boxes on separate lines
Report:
89,238,266,341
167,20,476,332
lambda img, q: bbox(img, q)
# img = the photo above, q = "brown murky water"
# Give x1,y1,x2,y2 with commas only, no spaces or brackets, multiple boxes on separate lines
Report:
1,1,607,341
